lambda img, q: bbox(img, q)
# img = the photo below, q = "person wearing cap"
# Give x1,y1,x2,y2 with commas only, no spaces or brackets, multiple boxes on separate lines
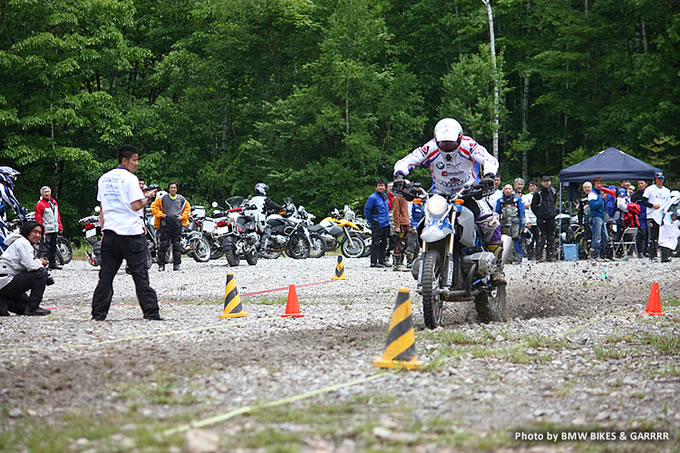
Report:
641,171,671,262
531,176,557,261
34,186,64,270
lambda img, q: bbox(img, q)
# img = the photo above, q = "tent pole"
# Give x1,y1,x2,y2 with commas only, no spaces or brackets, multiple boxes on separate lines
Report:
559,182,562,260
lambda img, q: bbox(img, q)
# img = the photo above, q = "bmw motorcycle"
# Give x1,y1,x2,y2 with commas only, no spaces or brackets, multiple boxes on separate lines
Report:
246,198,315,259
221,196,260,266
398,180,507,329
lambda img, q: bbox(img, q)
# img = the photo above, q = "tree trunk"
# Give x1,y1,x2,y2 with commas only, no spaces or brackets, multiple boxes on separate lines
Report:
521,76,529,181
482,0,499,159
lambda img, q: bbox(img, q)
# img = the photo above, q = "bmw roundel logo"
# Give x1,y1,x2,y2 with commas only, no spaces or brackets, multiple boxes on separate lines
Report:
436,162,445,169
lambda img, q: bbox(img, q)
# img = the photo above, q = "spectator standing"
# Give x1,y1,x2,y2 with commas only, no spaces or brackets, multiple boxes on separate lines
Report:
513,178,525,197
522,180,538,259
485,174,503,211
151,182,191,271
391,188,410,272
531,176,557,262
577,182,593,247
364,180,390,268
91,145,160,321
34,186,64,270
641,171,672,262
407,197,424,268
496,184,526,263
0,221,51,316
588,176,609,260
631,180,649,257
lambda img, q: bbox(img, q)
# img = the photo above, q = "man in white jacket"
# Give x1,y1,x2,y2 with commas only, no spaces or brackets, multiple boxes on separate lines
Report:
0,221,51,316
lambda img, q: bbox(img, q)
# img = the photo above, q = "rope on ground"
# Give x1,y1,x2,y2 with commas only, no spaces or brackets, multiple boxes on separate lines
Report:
162,371,391,437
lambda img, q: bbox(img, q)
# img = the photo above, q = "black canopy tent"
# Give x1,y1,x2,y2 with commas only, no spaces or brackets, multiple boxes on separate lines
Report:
554,147,661,258
559,147,661,201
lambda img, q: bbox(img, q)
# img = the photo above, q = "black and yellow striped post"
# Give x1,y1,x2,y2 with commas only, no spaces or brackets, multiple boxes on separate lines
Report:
332,255,348,281
373,288,423,370
219,272,248,318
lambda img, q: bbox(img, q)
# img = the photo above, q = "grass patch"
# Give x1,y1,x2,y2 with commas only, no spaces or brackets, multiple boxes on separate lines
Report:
659,364,680,377
664,296,680,307
524,334,572,350
603,329,637,344
419,329,489,345
0,411,180,452
250,296,287,305
637,333,680,355
593,344,626,360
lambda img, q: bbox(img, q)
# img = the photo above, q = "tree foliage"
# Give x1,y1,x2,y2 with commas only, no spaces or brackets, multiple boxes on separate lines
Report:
1,0,678,234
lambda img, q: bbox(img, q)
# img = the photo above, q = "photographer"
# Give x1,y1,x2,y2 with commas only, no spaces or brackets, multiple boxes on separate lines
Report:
0,221,52,316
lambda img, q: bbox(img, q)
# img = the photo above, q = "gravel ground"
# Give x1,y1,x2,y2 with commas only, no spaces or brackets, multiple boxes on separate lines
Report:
1,255,679,452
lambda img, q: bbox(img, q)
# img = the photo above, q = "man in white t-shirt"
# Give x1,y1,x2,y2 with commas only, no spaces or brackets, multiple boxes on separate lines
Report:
641,170,672,262
91,145,161,320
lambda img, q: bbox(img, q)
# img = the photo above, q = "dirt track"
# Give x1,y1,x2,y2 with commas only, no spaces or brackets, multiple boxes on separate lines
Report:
1,256,679,452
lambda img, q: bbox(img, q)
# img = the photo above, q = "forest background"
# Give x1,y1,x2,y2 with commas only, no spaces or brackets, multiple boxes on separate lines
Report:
1,0,679,235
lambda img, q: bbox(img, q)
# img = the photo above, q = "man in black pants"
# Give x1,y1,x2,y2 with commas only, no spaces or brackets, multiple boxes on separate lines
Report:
91,145,161,321
364,180,390,268
531,176,557,262
151,182,190,271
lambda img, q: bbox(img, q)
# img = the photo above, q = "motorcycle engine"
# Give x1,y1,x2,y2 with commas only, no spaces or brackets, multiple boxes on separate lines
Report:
270,235,286,248
461,252,497,277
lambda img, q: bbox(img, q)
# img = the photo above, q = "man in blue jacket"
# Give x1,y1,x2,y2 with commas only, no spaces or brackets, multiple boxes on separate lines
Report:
588,176,609,260
364,179,390,268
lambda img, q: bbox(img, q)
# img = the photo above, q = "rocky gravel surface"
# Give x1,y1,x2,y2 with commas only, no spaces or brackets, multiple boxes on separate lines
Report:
1,255,679,452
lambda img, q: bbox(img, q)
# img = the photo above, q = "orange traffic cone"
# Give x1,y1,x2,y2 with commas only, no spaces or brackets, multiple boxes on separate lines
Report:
281,284,304,318
643,282,665,316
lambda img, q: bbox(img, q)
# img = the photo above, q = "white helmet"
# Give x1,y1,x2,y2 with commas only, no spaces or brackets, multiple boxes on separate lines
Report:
434,118,463,153
254,182,269,196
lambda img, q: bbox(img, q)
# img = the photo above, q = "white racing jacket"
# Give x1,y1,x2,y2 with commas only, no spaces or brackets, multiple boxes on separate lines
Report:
394,137,499,197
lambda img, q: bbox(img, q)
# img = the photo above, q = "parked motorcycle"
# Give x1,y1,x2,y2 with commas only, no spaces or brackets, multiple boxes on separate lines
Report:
246,197,316,259
201,203,232,260
312,207,365,258
78,207,102,266
221,196,260,266
398,180,507,329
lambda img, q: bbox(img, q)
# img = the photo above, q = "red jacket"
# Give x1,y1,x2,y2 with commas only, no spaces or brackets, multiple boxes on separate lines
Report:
35,198,63,233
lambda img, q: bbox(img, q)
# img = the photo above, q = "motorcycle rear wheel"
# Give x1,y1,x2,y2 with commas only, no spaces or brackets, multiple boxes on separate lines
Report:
474,286,506,323
340,233,365,258
225,246,240,266
309,233,327,258
421,250,444,329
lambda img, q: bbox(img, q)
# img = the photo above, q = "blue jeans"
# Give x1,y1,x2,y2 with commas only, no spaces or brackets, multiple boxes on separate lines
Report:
590,216,608,258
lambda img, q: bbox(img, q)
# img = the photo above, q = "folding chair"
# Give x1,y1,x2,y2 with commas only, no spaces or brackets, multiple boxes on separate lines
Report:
614,227,638,258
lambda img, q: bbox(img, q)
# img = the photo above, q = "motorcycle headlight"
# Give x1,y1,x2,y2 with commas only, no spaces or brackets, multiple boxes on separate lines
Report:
425,195,448,220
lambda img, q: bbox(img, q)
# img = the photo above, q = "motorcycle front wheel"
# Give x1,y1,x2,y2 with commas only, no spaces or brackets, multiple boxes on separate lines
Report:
309,233,327,258
421,249,444,329
245,249,258,265
209,239,224,260
190,236,211,263
340,233,366,258
286,236,310,259
56,236,73,265
475,286,506,323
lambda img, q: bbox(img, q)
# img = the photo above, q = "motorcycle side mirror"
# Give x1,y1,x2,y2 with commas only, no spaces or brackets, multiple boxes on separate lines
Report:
94,206,101,213
211,201,218,208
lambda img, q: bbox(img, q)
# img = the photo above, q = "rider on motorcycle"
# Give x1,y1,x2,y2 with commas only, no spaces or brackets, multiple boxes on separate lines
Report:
250,183,284,251
0,167,27,251
392,118,506,285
